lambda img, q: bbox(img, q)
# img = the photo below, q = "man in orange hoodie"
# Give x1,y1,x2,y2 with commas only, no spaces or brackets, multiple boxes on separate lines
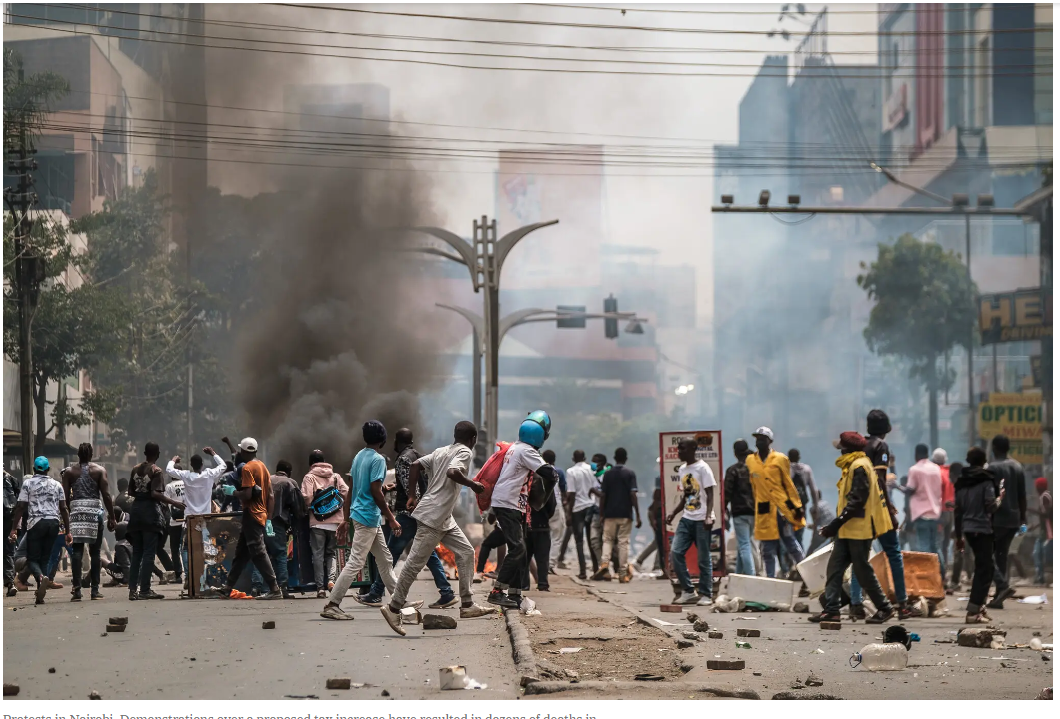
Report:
301,450,349,598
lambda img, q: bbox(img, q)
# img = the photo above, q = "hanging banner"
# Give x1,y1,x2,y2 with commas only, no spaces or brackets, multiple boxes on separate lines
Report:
659,430,726,578
978,392,1044,464
978,288,1052,344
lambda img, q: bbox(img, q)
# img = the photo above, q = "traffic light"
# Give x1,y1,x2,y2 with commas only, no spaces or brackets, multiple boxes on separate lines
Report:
556,305,586,329
604,294,618,339
474,433,490,468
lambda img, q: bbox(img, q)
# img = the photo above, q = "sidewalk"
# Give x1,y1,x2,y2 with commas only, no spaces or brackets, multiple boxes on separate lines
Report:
517,568,1053,700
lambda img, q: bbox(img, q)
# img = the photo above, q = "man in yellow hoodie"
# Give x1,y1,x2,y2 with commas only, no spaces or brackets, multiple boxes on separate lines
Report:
746,427,806,578
809,432,895,625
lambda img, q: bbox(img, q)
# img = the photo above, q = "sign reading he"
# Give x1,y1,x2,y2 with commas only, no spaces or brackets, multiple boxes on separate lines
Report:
979,288,1052,344
978,392,1044,465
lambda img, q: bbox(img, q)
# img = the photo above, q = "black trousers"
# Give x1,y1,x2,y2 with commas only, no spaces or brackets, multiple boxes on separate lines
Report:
128,530,161,593
71,517,104,590
571,508,597,574
477,526,507,573
167,525,184,579
19,519,59,585
525,528,552,590
992,526,1018,594
824,537,892,615
493,507,528,592
558,523,573,563
3,510,15,587
965,531,995,612
226,517,277,591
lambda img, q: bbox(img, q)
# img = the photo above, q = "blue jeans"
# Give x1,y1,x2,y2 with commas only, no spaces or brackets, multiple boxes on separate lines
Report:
670,517,713,596
732,515,756,575
1033,536,1052,584
761,512,805,578
913,516,945,578
251,528,289,593
851,528,905,604
368,513,453,600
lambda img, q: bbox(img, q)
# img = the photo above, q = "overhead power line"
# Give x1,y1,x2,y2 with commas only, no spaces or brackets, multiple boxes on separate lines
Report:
526,3,882,16
271,3,1052,38
6,16,1051,79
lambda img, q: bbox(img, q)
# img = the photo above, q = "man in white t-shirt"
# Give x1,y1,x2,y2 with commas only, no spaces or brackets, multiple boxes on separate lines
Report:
566,451,598,578
380,421,495,636
487,435,557,609
665,438,717,606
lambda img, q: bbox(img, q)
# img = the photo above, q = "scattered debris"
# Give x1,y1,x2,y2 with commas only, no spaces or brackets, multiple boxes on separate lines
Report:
680,663,695,673
634,674,664,681
711,595,746,613
660,604,683,613
423,614,456,630
793,602,810,613
1035,688,1052,700
812,648,825,654
735,641,752,649
88,690,101,700
439,666,486,690
558,647,583,654
1030,638,1043,650
108,617,128,625
1017,594,1048,605
692,619,711,633
3,683,19,696
283,694,320,699
401,607,423,625
773,692,842,700
736,628,761,638
685,612,700,623
47,667,55,674
805,673,824,687
381,689,390,697
821,622,841,631
753,672,762,676
105,624,125,633
326,678,352,690
957,627,1006,648
262,621,275,630
520,597,541,615
707,659,745,670
682,631,701,641
676,639,695,649
708,630,724,639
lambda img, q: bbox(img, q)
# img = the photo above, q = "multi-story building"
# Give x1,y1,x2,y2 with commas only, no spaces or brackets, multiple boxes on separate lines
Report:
3,4,207,470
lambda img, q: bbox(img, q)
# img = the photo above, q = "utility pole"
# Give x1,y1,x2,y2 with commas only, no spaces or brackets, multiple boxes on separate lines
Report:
713,194,1036,451
6,98,40,474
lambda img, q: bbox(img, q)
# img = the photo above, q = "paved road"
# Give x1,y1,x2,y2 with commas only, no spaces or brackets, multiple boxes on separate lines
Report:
521,570,1053,700
2,573,518,701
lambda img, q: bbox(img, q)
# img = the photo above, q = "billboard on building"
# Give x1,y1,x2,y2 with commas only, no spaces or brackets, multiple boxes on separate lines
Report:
496,147,603,289
978,392,1044,465
978,287,1052,343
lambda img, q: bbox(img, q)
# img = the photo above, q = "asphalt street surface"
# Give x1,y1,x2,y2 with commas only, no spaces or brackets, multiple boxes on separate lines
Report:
2,573,518,701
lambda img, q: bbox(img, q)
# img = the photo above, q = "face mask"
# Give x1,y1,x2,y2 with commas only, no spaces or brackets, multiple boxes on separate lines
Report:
590,463,597,472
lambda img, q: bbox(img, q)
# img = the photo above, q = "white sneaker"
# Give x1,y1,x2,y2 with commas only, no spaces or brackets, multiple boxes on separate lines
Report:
460,603,497,619
696,595,714,606
380,605,406,636
675,591,699,605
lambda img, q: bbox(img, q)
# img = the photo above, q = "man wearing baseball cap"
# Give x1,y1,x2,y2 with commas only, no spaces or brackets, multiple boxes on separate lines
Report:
809,431,895,625
746,427,806,578
221,437,283,600
7,457,69,604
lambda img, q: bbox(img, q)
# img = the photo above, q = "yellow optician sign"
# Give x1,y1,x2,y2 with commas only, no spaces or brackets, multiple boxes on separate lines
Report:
978,392,1044,465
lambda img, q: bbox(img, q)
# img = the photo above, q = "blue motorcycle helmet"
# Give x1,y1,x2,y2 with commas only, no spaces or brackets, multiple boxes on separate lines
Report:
518,409,552,449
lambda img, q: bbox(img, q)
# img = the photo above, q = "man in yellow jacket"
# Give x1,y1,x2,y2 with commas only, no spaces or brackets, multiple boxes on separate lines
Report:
746,427,806,578
809,431,896,625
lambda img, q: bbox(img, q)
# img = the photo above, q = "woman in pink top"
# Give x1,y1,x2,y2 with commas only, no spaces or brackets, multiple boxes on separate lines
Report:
301,450,350,597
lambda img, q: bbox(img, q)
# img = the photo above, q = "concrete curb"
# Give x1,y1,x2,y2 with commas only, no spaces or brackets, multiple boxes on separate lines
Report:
524,681,760,699
502,607,539,687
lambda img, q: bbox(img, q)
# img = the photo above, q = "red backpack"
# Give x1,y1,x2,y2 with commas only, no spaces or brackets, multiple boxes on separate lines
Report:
475,441,511,513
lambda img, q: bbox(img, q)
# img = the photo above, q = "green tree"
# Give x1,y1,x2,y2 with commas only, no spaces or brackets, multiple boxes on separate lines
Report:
857,234,978,448
73,171,233,455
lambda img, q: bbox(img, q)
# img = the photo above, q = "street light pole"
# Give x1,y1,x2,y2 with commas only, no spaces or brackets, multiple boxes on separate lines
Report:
435,303,484,432
409,217,558,450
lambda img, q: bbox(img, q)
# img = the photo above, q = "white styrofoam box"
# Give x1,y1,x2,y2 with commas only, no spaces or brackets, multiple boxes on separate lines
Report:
797,543,834,597
722,573,798,610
